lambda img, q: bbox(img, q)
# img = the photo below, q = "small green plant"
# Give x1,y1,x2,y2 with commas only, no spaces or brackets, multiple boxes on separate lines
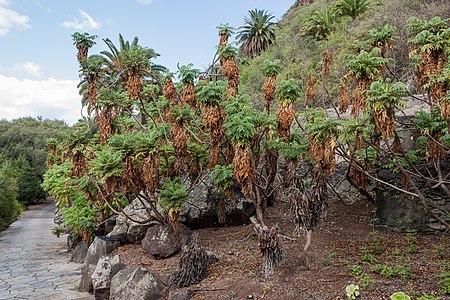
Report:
390,292,411,300
262,283,271,294
370,263,412,280
360,250,376,264
349,265,363,277
359,273,374,289
322,256,331,266
367,230,385,255
345,284,360,299
437,270,450,294
405,232,417,254
418,293,441,300
391,248,401,258
51,226,64,238
434,245,446,259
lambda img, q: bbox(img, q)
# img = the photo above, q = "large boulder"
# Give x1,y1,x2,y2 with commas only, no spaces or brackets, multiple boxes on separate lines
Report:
142,223,192,259
79,236,122,293
180,179,255,229
71,241,88,263
67,231,81,253
109,266,164,300
108,198,159,243
376,169,428,231
90,254,126,300
91,255,113,300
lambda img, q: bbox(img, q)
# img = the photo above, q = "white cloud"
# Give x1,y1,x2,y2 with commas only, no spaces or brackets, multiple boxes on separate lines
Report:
0,0,31,36
0,75,82,124
62,9,101,31
13,62,43,77
135,0,153,4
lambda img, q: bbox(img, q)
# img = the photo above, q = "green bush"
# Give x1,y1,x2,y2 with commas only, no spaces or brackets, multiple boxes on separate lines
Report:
0,160,22,231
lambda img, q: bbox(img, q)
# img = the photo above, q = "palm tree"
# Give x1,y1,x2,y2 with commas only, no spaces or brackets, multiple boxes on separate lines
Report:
303,6,339,40
100,34,166,100
236,9,277,58
71,32,97,63
336,0,372,20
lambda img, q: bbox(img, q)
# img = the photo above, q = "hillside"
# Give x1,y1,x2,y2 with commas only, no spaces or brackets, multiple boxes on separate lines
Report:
240,0,450,109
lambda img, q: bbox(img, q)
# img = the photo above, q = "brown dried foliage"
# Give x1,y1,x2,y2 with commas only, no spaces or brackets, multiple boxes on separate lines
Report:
71,150,87,178
277,103,295,141
209,145,221,169
322,50,333,78
264,76,276,114
372,107,395,139
163,79,178,105
339,82,350,114
142,154,160,195
97,106,116,144
306,76,316,103
123,155,143,196
441,101,450,119
308,138,336,177
182,83,197,108
172,123,188,175
221,58,240,80
350,79,371,117
127,69,142,100
427,139,446,161
233,144,252,197
349,134,368,189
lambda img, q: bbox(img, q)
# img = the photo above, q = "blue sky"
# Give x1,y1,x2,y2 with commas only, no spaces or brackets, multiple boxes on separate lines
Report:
0,0,294,124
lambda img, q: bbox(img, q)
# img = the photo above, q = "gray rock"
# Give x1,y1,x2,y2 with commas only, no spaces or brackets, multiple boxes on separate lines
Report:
376,170,428,231
108,198,158,243
109,266,164,300
110,254,126,279
142,223,192,259
428,223,448,231
91,255,113,300
71,242,88,263
168,289,193,300
180,178,255,229
67,231,81,253
79,236,122,293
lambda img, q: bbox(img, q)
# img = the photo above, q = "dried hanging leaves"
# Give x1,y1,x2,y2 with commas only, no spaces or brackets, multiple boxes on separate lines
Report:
339,81,350,113
233,143,253,197
306,76,316,103
322,50,333,78
308,138,336,176
182,83,197,108
351,79,371,117
277,102,295,141
127,69,142,100
264,76,276,114
172,123,188,175
142,154,160,195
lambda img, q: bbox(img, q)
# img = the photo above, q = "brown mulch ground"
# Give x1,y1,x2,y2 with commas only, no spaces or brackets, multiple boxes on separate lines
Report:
116,198,450,300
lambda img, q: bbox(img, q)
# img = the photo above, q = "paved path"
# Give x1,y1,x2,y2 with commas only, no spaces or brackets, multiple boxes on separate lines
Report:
0,200,93,300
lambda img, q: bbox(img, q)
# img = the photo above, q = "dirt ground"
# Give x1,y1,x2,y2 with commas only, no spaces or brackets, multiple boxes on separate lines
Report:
116,197,450,300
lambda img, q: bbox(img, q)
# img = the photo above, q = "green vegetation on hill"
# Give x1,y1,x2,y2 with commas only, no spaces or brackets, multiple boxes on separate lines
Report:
240,0,450,107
